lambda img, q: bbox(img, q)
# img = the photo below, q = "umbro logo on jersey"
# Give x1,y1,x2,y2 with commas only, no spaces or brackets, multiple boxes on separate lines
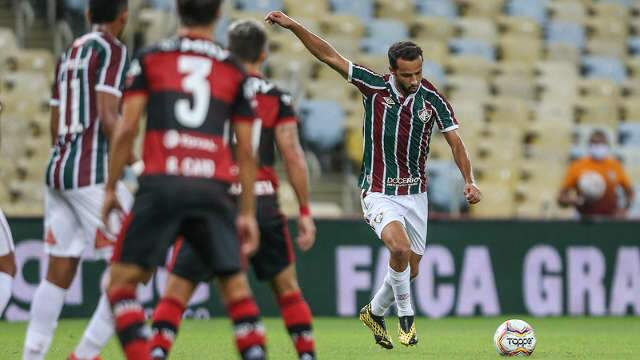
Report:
383,97,396,107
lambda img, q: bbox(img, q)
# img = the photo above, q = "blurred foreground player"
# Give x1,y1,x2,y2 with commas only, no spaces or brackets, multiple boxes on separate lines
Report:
0,101,16,318
148,19,317,360
558,129,635,218
23,1,133,359
104,1,266,359
266,11,482,349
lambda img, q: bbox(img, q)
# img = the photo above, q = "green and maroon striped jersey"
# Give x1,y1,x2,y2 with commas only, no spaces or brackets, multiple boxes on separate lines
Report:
348,62,459,195
46,31,128,190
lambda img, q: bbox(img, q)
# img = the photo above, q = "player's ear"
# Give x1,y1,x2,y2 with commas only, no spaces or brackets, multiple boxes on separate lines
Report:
258,49,268,63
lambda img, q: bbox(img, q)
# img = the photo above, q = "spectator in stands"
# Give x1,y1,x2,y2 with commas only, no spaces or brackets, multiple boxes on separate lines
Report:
558,129,635,218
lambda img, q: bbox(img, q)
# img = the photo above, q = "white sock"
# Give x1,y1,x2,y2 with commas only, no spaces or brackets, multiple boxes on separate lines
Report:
370,274,394,317
23,280,67,360
0,272,13,315
388,265,414,317
74,293,114,358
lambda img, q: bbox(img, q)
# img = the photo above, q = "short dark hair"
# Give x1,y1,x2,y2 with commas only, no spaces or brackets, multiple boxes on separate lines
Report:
228,19,267,63
177,0,223,27
89,0,128,24
388,41,423,69
590,129,609,143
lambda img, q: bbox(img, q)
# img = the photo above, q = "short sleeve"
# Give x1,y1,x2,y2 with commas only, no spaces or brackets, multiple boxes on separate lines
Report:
348,61,387,96
422,80,459,132
561,162,580,189
95,42,128,97
49,56,63,107
231,76,257,124
123,55,148,99
276,91,297,125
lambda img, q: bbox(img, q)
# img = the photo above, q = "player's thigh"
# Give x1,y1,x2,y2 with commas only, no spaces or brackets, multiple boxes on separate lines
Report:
251,213,295,283
0,209,15,260
44,188,86,258
270,264,301,297
402,192,429,257
112,189,180,271
361,192,409,251
216,272,253,305
162,271,198,306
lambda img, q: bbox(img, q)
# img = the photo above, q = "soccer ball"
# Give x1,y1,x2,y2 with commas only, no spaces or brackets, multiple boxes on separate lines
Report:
493,319,536,356
577,171,606,201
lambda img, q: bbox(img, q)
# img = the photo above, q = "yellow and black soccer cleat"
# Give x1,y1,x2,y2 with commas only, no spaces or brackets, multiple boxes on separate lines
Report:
398,316,418,347
359,304,394,349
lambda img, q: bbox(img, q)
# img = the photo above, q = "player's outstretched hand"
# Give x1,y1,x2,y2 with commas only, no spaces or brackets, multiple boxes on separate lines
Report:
297,215,316,252
464,182,482,204
237,214,260,257
101,188,123,233
265,11,296,29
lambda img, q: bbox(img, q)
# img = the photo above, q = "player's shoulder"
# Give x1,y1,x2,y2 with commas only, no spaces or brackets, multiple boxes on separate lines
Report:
420,78,439,91
248,75,289,96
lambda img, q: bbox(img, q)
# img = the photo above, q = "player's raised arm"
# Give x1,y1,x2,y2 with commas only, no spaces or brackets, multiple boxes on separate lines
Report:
265,11,350,79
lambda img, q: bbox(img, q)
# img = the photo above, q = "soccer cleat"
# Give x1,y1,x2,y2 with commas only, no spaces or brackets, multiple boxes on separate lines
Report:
359,304,393,349
67,353,102,360
398,316,418,346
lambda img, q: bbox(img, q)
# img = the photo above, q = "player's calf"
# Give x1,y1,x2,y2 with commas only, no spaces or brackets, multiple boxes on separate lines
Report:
227,297,267,360
150,297,185,359
278,292,315,359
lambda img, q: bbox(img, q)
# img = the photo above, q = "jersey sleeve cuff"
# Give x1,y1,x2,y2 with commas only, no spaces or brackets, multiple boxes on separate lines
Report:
347,61,354,83
440,124,459,133
95,84,123,97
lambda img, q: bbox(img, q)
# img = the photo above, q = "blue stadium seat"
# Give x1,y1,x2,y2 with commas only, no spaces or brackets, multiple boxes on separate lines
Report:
600,0,634,7
619,124,640,147
506,0,548,24
629,37,640,56
299,100,345,150
449,38,496,61
547,21,585,49
360,19,408,54
233,0,284,12
582,56,627,84
330,0,374,21
215,16,231,47
414,0,458,19
422,61,446,87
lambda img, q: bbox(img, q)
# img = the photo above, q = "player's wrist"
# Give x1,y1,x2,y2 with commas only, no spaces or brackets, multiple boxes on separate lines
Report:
299,204,311,217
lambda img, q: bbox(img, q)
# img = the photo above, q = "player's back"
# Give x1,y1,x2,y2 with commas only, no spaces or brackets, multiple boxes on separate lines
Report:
125,35,255,186
47,31,128,190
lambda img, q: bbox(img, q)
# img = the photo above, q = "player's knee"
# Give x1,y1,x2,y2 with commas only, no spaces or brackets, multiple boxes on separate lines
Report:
271,268,300,297
108,263,149,290
388,240,411,260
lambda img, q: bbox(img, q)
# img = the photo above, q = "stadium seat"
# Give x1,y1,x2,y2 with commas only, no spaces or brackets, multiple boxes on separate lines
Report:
375,0,416,22
411,16,455,41
457,0,504,18
445,55,494,78
360,19,409,54
492,75,536,101
487,97,532,125
422,60,446,88
547,0,587,23
414,0,458,19
535,101,576,125
5,49,54,76
545,43,581,64
575,98,620,125
586,38,627,59
469,184,516,218
233,0,284,12
590,1,629,22
415,39,449,64
319,15,365,40
330,0,374,21
138,8,178,45
299,100,345,150
618,123,640,147
628,37,640,56
577,78,620,100
2,72,49,98
345,128,363,164
0,27,17,65
455,17,498,44
499,36,543,63
497,16,541,38
586,18,628,41
494,61,536,77
506,0,548,24
448,38,495,61
284,0,329,17
582,56,628,84
546,21,586,50
620,98,640,122
446,75,490,102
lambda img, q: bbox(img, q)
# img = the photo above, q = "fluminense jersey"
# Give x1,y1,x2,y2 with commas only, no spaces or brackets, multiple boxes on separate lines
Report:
348,62,459,195
47,31,128,189
123,35,255,183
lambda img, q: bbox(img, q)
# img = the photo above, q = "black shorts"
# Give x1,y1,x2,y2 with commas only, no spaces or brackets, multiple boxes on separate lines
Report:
170,195,295,283
112,176,241,278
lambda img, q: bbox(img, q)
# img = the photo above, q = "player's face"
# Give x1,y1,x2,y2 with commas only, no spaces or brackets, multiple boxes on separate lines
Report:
391,58,423,95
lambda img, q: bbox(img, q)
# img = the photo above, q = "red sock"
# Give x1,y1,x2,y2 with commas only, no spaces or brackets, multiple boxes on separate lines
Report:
227,297,266,360
150,297,185,359
278,292,315,359
108,287,151,360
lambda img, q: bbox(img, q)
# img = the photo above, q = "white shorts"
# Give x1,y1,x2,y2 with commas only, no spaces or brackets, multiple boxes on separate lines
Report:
361,191,429,256
0,209,15,256
44,183,133,259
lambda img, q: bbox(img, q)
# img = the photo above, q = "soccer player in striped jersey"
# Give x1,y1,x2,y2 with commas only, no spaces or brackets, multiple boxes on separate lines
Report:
23,1,133,359
266,11,482,348
0,101,16,319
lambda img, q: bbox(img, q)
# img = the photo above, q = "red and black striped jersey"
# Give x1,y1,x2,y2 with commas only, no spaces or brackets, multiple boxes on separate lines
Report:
246,74,297,194
123,35,256,184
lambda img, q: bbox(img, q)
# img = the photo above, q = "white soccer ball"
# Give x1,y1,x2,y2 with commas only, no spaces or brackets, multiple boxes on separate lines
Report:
493,319,536,356
577,171,606,201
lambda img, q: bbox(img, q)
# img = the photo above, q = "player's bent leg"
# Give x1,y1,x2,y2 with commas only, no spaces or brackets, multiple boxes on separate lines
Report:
0,252,15,316
23,256,81,360
270,265,316,360
218,273,267,360
410,252,423,280
149,274,195,360
107,262,154,360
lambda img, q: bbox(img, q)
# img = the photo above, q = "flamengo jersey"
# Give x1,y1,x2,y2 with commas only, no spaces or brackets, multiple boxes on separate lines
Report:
123,35,255,183
348,62,459,196
246,74,297,195
47,31,128,190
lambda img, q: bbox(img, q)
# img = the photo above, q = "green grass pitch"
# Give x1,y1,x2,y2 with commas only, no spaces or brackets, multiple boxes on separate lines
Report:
1,317,639,359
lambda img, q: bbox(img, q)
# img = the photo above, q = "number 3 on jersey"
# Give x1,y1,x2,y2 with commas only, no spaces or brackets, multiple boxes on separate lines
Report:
175,56,212,128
